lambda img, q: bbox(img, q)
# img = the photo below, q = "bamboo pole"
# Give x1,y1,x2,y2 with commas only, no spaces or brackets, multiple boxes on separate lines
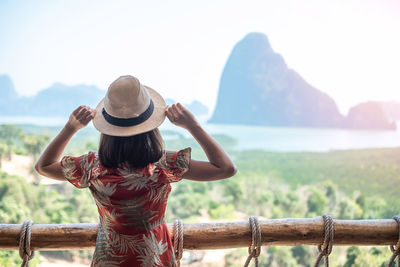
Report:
0,218,398,250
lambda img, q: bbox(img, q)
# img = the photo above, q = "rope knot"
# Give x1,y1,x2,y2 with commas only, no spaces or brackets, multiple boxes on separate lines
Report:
314,214,334,267
388,216,400,267
19,220,35,267
173,219,183,267
244,216,262,267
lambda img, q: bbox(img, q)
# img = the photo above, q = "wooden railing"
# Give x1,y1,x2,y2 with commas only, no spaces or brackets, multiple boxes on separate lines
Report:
0,217,399,250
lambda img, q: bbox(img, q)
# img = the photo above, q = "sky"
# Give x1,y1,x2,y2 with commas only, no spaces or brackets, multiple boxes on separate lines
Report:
0,0,399,114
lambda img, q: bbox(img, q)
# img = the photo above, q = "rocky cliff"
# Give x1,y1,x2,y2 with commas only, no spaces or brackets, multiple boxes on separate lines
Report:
209,33,345,127
209,33,396,130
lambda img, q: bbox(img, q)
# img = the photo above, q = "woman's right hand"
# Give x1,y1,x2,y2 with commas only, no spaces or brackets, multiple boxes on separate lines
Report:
166,103,199,131
67,105,96,132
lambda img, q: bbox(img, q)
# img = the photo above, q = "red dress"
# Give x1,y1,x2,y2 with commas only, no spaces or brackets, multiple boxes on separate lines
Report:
60,148,191,267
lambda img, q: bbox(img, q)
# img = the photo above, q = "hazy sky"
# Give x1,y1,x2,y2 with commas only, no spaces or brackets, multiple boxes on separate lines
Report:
0,0,399,113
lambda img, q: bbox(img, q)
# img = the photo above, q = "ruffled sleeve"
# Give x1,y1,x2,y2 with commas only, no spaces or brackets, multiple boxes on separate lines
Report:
155,147,191,183
60,151,98,188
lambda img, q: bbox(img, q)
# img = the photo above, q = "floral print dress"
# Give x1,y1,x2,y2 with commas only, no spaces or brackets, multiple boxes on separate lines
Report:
60,147,191,267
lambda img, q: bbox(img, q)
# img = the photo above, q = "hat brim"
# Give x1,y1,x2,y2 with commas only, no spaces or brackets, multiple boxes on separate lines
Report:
93,85,166,136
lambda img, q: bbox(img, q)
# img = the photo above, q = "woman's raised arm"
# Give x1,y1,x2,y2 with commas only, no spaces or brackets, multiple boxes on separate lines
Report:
165,103,237,181
34,106,96,180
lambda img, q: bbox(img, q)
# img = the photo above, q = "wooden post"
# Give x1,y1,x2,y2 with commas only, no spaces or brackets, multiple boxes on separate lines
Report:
0,218,398,250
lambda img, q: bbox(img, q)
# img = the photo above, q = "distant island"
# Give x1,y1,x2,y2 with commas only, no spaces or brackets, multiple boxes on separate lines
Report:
379,101,400,121
0,75,104,116
165,98,208,116
209,33,397,130
0,75,208,117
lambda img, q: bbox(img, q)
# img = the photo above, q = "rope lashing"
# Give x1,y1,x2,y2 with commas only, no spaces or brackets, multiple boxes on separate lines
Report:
19,220,35,267
173,219,183,267
244,216,262,267
314,214,335,267
388,216,400,267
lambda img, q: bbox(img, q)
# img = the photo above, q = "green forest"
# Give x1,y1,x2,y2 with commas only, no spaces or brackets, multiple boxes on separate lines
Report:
0,124,399,266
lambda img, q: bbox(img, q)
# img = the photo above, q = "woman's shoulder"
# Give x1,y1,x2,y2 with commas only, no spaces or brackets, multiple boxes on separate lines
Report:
155,148,191,166
152,148,191,182
85,150,98,161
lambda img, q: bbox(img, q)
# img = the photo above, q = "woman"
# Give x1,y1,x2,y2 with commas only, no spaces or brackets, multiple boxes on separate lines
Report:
35,75,237,267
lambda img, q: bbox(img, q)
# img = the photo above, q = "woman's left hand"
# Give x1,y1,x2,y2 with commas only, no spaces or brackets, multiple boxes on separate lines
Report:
67,105,96,131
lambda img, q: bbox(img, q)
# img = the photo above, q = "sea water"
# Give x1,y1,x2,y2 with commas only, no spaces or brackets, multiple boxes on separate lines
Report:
1,116,400,152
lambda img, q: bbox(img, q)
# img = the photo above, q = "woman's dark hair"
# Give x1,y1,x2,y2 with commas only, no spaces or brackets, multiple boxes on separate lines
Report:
98,128,164,168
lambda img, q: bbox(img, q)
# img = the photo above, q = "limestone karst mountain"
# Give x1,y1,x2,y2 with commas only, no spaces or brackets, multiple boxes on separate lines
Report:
209,33,396,130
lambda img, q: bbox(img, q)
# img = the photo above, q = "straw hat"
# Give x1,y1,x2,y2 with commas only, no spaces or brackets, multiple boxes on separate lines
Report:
93,75,166,136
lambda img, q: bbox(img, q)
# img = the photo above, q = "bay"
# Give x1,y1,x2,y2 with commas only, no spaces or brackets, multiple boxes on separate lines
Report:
1,116,400,152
